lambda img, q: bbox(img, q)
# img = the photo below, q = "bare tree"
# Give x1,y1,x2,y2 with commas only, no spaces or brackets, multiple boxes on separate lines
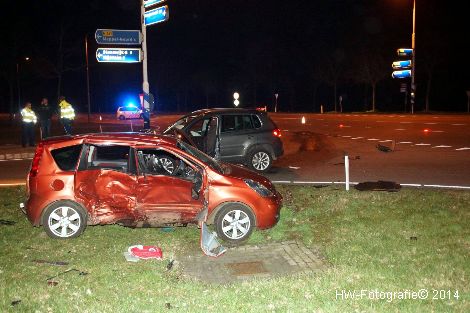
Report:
350,49,389,112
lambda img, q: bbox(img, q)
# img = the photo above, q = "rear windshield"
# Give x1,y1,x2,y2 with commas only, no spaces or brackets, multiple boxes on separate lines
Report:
51,144,82,171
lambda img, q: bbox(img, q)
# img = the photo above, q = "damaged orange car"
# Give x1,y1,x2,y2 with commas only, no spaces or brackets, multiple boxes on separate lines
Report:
23,133,282,244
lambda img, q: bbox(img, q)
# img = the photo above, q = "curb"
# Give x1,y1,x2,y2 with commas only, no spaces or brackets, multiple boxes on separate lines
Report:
0,153,34,161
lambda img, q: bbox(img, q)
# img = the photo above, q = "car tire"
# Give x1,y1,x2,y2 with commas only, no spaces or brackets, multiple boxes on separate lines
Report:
247,148,272,172
42,201,87,239
118,115,125,120
214,203,255,245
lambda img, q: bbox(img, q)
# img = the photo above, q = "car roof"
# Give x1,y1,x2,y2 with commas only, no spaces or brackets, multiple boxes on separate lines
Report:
186,108,264,117
41,132,178,148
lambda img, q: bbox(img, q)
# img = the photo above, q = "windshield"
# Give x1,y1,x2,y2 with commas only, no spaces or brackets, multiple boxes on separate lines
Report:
177,141,223,174
163,115,198,134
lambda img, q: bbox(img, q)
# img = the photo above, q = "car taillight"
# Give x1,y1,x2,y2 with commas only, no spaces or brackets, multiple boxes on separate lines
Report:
29,143,44,177
272,129,282,138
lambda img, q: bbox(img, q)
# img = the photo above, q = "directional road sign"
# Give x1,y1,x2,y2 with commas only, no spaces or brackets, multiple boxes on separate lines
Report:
392,70,412,79
397,48,413,57
144,0,166,8
144,5,169,26
392,60,412,70
95,29,142,45
96,48,142,63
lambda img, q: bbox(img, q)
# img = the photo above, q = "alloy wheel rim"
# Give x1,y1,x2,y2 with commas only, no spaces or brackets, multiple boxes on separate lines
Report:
48,206,81,238
221,209,251,240
252,152,270,170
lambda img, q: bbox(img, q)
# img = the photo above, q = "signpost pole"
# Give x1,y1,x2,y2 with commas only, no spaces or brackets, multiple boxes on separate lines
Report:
85,35,91,123
410,0,416,114
141,0,151,129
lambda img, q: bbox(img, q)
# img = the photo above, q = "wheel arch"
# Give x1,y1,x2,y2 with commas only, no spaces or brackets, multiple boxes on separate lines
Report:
207,201,257,226
40,199,88,226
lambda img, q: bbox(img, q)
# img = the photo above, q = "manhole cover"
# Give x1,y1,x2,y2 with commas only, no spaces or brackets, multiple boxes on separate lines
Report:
226,261,268,276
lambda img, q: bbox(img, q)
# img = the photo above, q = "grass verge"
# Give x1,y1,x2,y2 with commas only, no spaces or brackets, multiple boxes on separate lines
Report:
0,185,469,312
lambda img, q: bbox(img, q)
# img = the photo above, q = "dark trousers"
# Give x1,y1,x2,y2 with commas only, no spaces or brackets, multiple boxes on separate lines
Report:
22,123,35,147
40,119,51,139
61,118,73,135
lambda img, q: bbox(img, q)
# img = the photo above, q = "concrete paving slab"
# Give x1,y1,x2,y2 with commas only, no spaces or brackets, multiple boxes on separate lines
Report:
178,240,327,284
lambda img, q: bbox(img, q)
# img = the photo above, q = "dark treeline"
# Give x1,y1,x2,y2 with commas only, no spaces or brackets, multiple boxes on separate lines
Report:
0,0,468,114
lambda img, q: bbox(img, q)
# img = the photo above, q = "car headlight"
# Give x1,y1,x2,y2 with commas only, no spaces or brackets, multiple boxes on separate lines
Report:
244,179,273,197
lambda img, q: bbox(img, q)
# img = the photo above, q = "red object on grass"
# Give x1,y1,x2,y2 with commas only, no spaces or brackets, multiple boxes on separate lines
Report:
128,245,163,260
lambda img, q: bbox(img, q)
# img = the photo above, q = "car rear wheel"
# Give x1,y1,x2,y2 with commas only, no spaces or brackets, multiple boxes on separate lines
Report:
118,115,125,120
248,149,272,172
42,201,86,239
214,203,255,245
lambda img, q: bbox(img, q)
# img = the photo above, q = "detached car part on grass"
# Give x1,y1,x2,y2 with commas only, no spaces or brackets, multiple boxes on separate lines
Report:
23,133,281,256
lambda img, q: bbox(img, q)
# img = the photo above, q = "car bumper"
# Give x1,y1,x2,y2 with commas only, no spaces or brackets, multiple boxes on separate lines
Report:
256,190,283,229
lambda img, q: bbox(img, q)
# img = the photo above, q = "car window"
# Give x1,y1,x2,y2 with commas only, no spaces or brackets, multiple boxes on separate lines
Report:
188,117,211,137
136,148,200,180
83,145,130,172
221,115,253,132
176,141,223,174
252,114,262,128
51,144,83,171
163,114,198,133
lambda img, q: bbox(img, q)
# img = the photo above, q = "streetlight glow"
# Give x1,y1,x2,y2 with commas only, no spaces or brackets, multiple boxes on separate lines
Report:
233,92,239,100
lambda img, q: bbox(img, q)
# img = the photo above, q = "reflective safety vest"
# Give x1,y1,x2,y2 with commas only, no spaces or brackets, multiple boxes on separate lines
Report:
21,108,37,124
59,100,75,120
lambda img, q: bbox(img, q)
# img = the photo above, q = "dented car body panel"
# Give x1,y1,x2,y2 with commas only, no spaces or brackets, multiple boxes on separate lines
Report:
25,132,282,239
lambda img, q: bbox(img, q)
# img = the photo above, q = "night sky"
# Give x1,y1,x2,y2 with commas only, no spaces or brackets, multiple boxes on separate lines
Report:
0,0,468,114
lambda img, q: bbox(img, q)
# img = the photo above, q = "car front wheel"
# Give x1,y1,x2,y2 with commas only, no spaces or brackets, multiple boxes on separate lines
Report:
248,149,272,172
214,203,255,245
42,201,86,239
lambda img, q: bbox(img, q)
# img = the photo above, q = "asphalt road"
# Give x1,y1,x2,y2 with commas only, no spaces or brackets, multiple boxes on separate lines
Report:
0,112,469,187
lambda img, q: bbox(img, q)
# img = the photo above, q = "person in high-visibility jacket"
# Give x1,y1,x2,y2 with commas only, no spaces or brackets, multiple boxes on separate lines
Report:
20,101,37,147
58,96,75,135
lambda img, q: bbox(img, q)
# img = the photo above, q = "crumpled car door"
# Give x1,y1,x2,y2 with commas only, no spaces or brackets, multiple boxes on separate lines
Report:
74,170,138,225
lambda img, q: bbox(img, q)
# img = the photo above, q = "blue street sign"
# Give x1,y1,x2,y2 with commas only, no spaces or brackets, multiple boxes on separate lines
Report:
392,60,412,70
95,29,142,45
96,48,142,63
397,48,413,56
144,0,165,8
144,5,169,26
392,70,412,79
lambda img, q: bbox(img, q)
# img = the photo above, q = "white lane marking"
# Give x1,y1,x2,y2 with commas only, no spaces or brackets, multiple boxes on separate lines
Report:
451,123,466,126
351,137,363,140
333,181,359,185
395,128,406,131
398,141,413,144
424,184,470,190
342,135,351,138
288,166,300,170
269,182,470,190
340,125,352,128
282,129,290,131
433,145,452,148
0,158,31,162
432,130,444,133
0,183,26,186
455,147,470,151
415,143,431,146
400,121,412,124
367,138,380,141
379,140,393,142
425,122,437,125
293,181,334,184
